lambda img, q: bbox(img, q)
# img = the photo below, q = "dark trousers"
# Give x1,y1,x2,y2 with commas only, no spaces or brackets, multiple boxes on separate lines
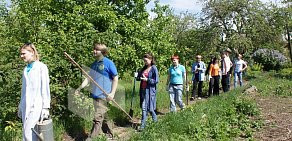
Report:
221,74,230,92
192,78,203,98
209,76,220,96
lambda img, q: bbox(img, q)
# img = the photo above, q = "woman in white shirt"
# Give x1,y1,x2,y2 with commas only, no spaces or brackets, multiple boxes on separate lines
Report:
234,54,247,88
18,43,51,141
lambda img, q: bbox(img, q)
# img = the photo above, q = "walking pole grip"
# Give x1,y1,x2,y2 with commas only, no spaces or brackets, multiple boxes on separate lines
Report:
64,52,134,121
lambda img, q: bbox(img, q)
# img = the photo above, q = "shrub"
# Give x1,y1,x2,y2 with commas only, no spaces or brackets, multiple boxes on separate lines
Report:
252,49,288,71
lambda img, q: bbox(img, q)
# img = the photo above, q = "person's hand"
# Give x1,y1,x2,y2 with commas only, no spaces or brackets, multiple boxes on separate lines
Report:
185,85,189,92
74,88,81,95
106,95,113,102
40,108,50,122
208,75,212,81
141,74,148,81
134,72,138,78
17,108,22,119
165,84,169,91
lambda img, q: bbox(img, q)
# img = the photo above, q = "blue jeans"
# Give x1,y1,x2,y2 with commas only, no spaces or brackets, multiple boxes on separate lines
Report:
169,84,185,112
140,90,157,129
234,72,243,88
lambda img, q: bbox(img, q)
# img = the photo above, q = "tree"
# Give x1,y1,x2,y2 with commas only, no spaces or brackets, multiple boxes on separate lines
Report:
201,0,287,55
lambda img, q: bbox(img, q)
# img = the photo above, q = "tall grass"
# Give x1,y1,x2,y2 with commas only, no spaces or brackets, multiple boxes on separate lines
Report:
130,87,262,140
248,70,292,97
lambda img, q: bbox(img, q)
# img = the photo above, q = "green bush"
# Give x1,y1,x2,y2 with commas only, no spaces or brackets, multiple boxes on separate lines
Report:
252,49,288,71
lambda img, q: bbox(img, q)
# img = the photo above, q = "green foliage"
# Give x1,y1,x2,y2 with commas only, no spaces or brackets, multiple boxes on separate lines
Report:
249,71,292,97
252,49,288,71
201,0,287,55
0,0,176,134
250,63,264,72
130,90,261,140
278,67,292,79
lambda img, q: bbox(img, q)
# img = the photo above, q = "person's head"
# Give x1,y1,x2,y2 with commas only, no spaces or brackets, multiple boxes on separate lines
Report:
196,55,202,62
171,55,180,66
221,52,226,58
93,43,108,58
225,48,232,56
212,57,218,64
19,43,39,63
237,54,242,60
143,53,155,66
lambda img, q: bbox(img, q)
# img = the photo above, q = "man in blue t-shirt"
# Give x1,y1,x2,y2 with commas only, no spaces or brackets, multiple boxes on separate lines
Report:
76,43,118,139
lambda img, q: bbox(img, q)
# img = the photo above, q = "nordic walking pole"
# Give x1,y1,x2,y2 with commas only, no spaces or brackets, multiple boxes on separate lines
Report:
129,71,138,117
185,61,189,106
64,52,134,121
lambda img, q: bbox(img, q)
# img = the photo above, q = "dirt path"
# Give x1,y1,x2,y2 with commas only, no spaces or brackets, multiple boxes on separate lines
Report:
251,93,292,141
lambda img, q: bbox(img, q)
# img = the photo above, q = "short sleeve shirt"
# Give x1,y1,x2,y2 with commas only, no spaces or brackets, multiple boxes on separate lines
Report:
234,59,245,73
89,57,118,99
169,64,185,85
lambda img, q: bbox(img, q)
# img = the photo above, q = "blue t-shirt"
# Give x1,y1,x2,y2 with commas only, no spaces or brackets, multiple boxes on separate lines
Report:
89,57,118,99
169,64,185,85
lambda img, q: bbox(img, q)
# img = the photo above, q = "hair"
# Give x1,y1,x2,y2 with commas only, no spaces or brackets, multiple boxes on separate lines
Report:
196,55,202,59
171,55,180,61
212,57,218,64
93,43,108,55
141,53,156,72
19,43,40,61
143,53,156,65
237,53,242,59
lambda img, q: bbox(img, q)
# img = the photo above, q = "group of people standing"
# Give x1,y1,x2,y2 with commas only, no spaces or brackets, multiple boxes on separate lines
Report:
17,42,247,140
135,48,248,131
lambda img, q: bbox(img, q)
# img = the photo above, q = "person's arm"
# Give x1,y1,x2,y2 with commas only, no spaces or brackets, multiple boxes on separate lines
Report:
241,61,247,72
183,67,187,84
41,65,51,109
40,64,51,121
224,59,227,75
209,64,213,76
75,77,89,93
202,63,206,73
165,70,170,91
107,75,118,101
147,66,159,85
183,67,187,90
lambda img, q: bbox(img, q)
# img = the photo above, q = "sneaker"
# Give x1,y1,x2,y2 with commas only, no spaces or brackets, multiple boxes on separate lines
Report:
198,97,202,100
190,97,195,101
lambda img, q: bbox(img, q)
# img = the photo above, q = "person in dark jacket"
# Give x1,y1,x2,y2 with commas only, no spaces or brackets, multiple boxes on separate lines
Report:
136,53,159,130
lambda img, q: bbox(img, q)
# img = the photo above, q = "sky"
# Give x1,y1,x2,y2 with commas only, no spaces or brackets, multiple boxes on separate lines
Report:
146,0,284,18
4,0,284,17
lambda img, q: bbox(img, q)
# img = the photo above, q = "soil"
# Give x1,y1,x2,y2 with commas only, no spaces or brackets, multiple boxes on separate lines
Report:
251,93,292,141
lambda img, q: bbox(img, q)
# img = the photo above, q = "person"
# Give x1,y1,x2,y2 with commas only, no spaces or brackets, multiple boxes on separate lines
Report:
206,56,214,97
190,55,206,100
136,53,158,130
208,57,221,96
221,50,233,92
76,43,118,140
233,54,247,88
166,55,186,112
18,43,51,141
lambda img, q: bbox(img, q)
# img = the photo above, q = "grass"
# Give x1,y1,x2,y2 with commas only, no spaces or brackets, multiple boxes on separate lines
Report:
1,68,291,140
129,87,262,141
248,70,292,97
